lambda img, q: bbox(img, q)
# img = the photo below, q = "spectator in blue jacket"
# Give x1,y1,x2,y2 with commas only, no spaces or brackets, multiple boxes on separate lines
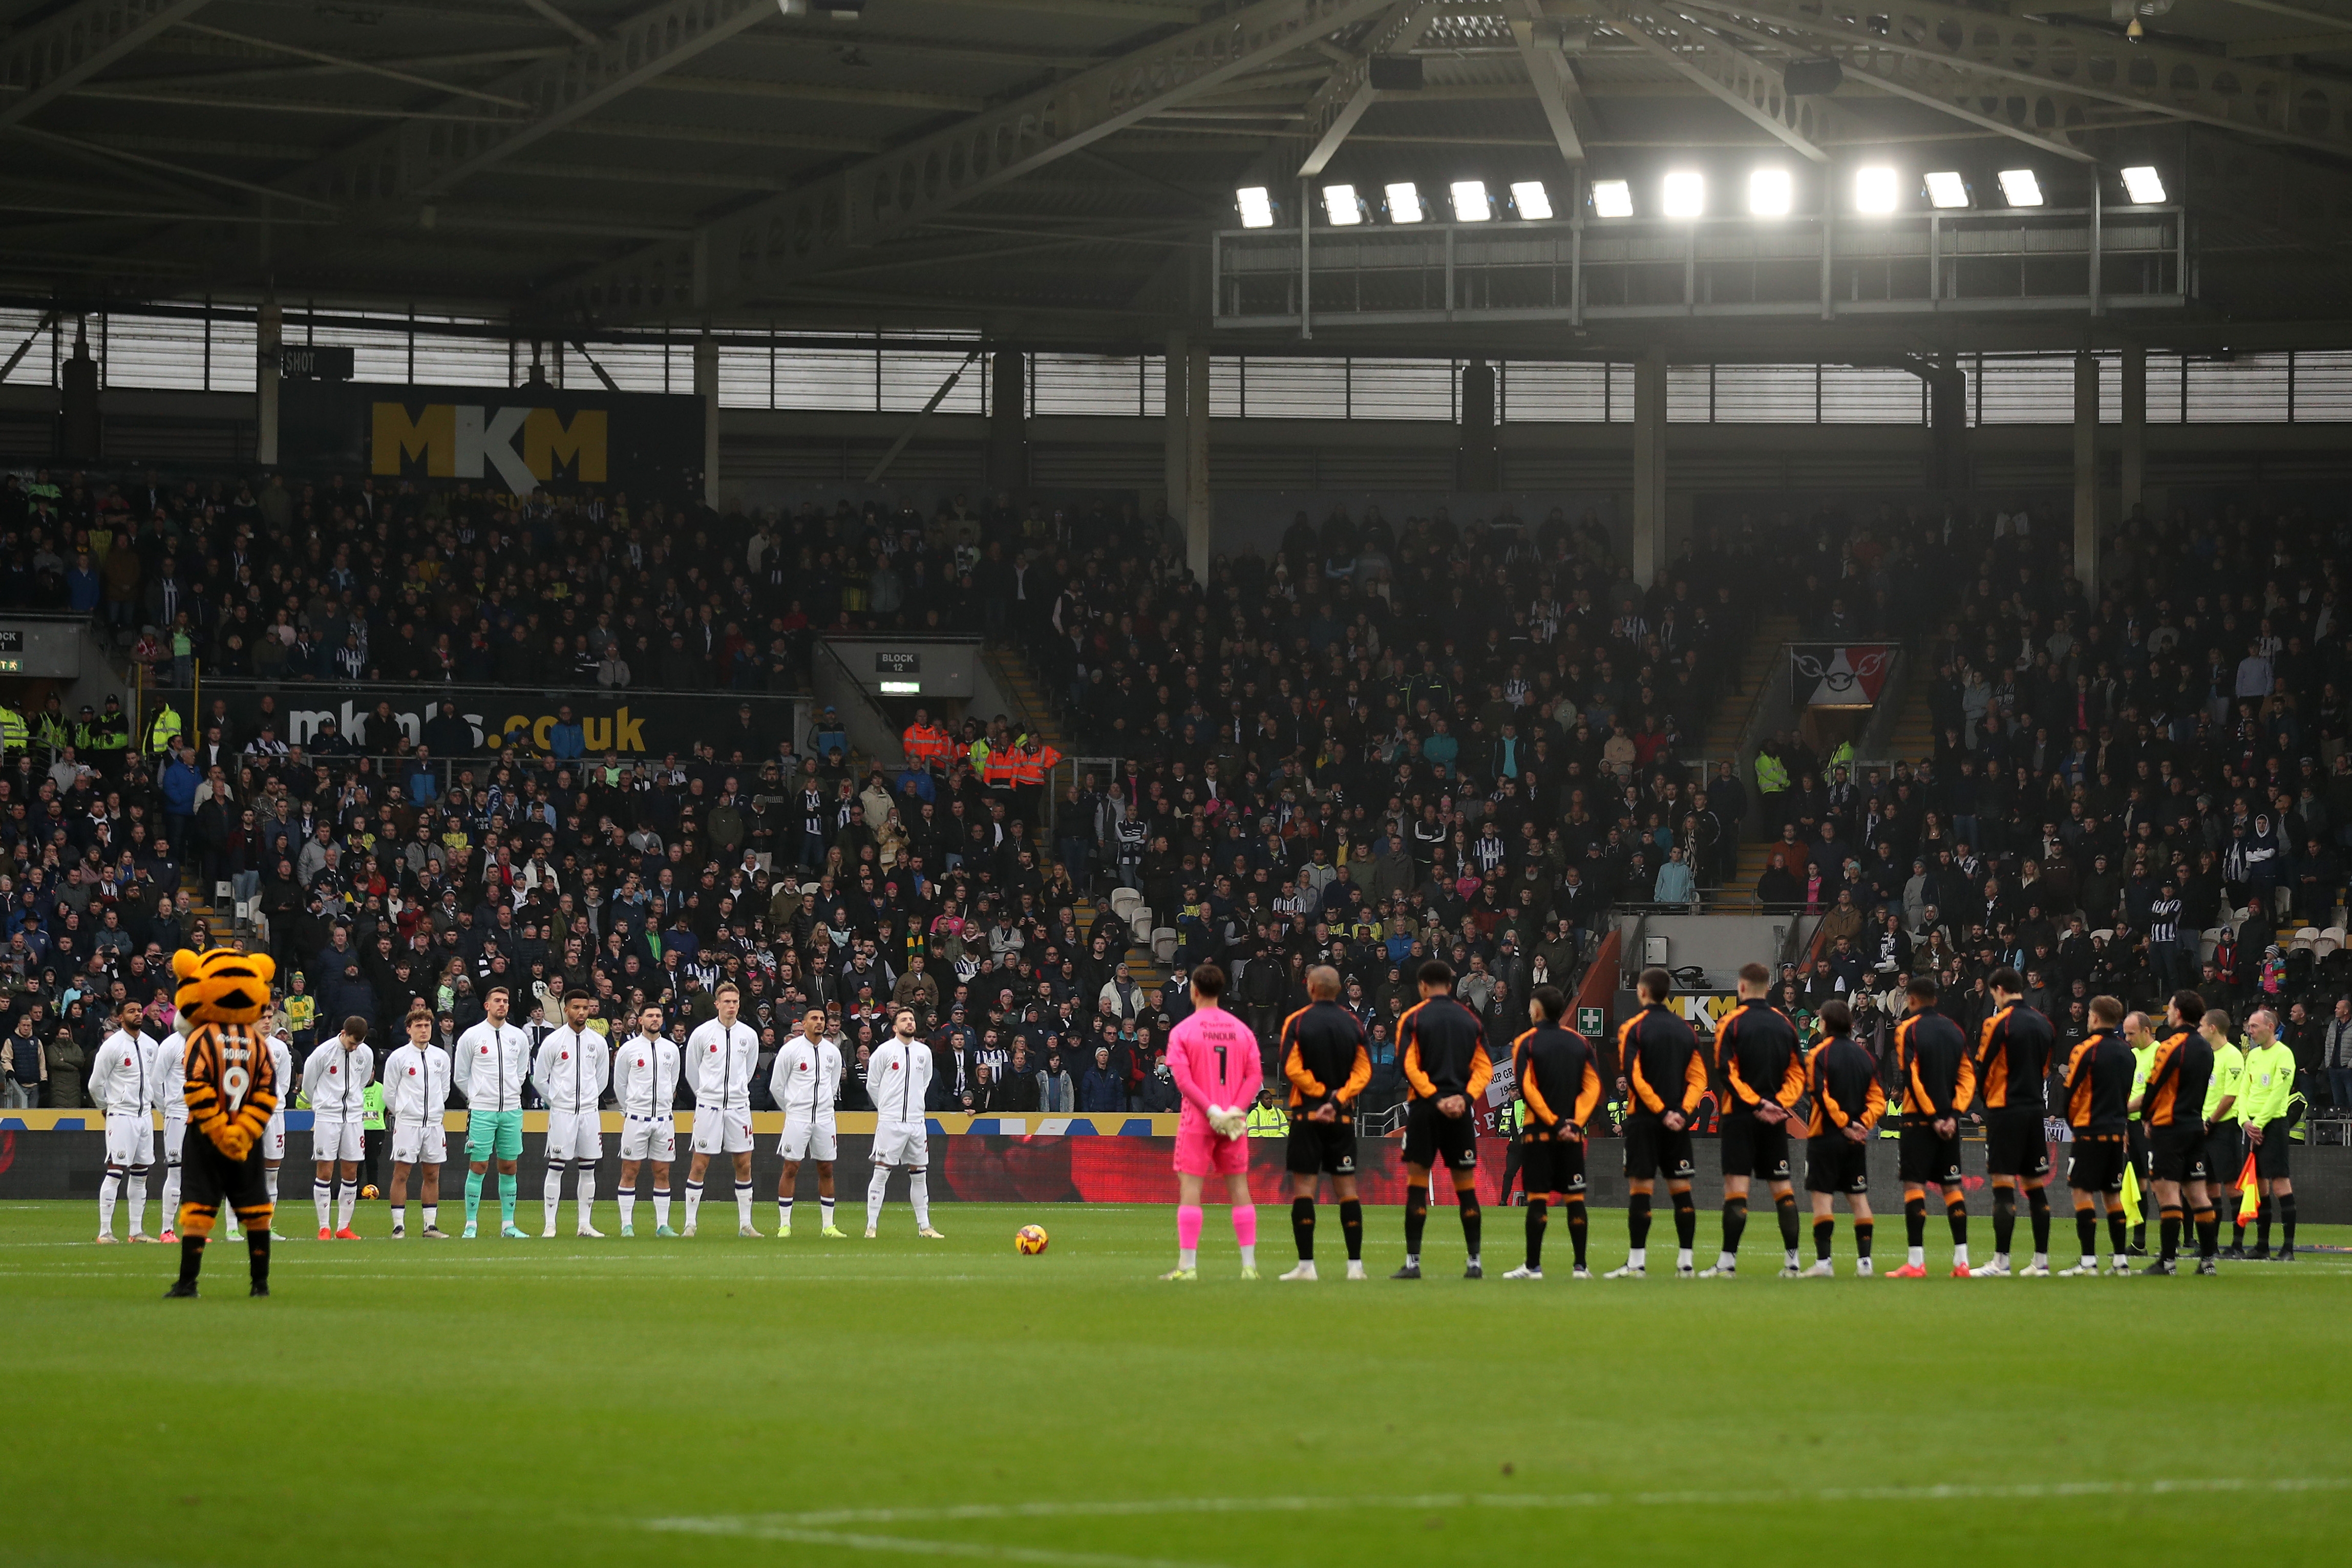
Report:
159,744,201,854
1078,1046,1126,1113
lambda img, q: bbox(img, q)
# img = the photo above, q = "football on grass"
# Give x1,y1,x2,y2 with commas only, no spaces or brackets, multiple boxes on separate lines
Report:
1015,1224,1049,1255
360,1184,380,1199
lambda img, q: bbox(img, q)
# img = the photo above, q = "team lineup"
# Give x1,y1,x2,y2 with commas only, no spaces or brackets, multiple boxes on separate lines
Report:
98,949,2305,1294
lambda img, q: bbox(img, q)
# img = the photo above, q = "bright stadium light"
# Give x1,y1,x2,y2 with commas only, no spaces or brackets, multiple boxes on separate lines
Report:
1236,186,1275,228
1923,170,1969,209
1997,167,2044,207
2121,164,2167,203
1510,180,1553,219
1748,167,1792,217
1591,178,1634,218
1323,183,1363,225
1663,169,1705,218
1385,181,1425,222
1450,180,1493,221
1854,165,1900,214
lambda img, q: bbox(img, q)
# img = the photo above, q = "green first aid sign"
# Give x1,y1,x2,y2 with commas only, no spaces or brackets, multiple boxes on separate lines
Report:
1577,1007,1605,1035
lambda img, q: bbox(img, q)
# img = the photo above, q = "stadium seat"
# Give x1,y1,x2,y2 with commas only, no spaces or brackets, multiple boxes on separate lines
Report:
1152,927,1178,963
2294,926,2321,946
2091,928,2113,944
1109,888,1141,922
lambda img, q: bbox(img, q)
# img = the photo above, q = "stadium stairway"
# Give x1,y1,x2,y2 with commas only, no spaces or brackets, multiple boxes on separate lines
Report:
1695,614,1797,915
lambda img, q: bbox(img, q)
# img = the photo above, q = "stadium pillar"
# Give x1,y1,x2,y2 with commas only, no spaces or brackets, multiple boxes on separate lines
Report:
1632,346,1665,587
1163,329,1189,531
1926,352,1967,491
2119,343,2146,521
255,299,281,467
694,331,719,507
1458,359,1498,490
60,321,99,463
988,349,1028,492
1184,339,1212,584
2072,351,2099,595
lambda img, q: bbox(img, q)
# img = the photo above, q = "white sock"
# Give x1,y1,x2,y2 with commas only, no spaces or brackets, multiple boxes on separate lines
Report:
391,1204,407,1234
544,1166,564,1230
734,1181,753,1230
161,1161,182,1228
1715,1253,1735,1270
1676,1248,1693,1270
1995,1252,2009,1266
1954,1243,1969,1267
265,1166,280,1207
1178,1246,1198,1268
576,1164,596,1226
909,1172,930,1230
314,1179,331,1232
128,1173,148,1235
1241,1243,1257,1269
422,1204,437,1230
867,1166,889,1229
1908,1245,1925,1267
337,1180,357,1232
619,1191,636,1229
685,1182,703,1226
820,1197,836,1228
2031,1252,2047,1268
1627,1247,1646,1269
1785,1247,1800,1267
99,1167,121,1236
653,1191,671,1228
779,1196,794,1227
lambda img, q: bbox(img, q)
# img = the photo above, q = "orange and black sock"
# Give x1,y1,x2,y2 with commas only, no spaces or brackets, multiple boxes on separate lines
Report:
1853,1220,1872,1262
1945,1191,1969,1248
2106,1209,2127,1258
1813,1218,1835,1261
2026,1185,2051,1254
1775,1191,1800,1252
2193,1205,2217,1259
1904,1195,1927,1249
1721,1196,1747,1255
1339,1199,1363,1261
1565,1197,1588,1267
1670,1189,1696,1251
1290,1197,1315,1261
1628,1191,1652,1252
2158,1204,2182,1262
1525,1197,1548,1270
1992,1185,2017,1255
1403,1183,1429,1259
1457,1189,1481,1259
2074,1198,2097,1260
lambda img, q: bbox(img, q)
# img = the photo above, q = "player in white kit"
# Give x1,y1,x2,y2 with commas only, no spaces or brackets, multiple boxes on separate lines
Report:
91,1002,159,1242
229,1023,296,1240
532,990,611,1238
865,1006,943,1239
150,1022,189,1243
382,1008,453,1238
302,1016,374,1239
612,1004,683,1237
771,1006,846,1238
684,983,760,1237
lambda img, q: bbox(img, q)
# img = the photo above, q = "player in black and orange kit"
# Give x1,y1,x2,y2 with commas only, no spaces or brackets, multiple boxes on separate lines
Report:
1392,958,1493,1281
1277,965,1373,1282
1887,973,1976,1279
2129,991,2219,1276
1800,1000,1885,1278
1973,966,2058,1278
1501,985,1604,1281
1608,966,1706,1279
2058,994,2136,1277
1704,962,1804,1278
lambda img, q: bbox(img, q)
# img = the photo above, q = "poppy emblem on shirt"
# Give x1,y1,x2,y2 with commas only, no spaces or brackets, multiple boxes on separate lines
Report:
328,1066,337,1075
561,1052,569,1061
409,1067,417,1076
481,1046,490,1054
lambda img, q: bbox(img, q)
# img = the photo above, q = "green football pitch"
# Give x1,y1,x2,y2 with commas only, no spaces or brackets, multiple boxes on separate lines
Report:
7,1198,2348,1568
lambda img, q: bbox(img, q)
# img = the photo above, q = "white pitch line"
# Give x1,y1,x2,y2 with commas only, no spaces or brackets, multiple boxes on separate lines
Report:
649,1519,1222,1568
658,1476,2351,1535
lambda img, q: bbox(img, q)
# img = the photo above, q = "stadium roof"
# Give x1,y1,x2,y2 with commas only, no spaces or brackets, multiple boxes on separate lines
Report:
4,0,2352,350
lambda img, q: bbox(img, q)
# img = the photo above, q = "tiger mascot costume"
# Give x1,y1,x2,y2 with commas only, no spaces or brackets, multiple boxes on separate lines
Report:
165,947,281,1299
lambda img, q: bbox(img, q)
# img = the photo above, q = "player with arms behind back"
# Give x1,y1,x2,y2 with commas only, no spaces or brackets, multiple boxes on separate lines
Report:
1161,963,1262,1281
1888,974,1976,1278
2058,995,2135,1276
163,948,282,1299
1706,961,1804,1278
772,1007,847,1239
1393,958,1493,1280
1502,984,1603,1281
382,1008,453,1239
865,1006,942,1239
612,1004,682,1237
1801,1000,1885,1278
1974,966,2058,1277
1276,965,1371,1282
1610,966,1706,1279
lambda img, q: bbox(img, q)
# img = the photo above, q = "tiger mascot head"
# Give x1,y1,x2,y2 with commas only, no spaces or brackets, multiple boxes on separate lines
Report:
172,946,277,1027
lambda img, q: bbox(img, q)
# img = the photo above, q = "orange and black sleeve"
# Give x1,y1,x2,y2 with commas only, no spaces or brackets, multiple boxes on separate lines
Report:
1719,1015,1759,1107
1515,1031,1555,1126
1860,1073,1887,1131
1952,1049,1976,1115
1399,1003,1436,1099
1813,1042,1849,1127
1573,1058,1603,1127
1465,1019,1493,1101
1280,1009,1323,1101
1336,1019,1372,1105
1680,1044,1707,1116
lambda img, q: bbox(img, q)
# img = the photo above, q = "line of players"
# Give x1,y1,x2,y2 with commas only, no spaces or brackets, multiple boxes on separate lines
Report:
91,980,953,1246
1197,957,2302,1281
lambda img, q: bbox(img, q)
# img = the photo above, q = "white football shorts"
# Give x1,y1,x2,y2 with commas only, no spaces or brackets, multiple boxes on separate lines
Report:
311,1116,364,1163
778,1113,837,1162
103,1110,154,1168
390,1118,447,1166
690,1107,752,1155
871,1119,928,1171
545,1109,604,1163
619,1115,676,1163
263,1117,286,1162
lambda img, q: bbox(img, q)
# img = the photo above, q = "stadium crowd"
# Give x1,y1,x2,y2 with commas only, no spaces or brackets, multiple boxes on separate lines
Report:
0,463,2348,1131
